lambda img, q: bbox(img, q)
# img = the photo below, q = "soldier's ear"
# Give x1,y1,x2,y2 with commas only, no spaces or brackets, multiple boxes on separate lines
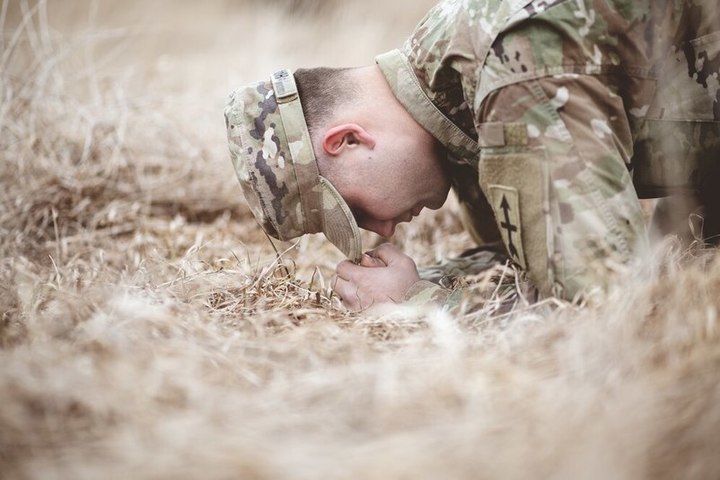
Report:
322,124,376,156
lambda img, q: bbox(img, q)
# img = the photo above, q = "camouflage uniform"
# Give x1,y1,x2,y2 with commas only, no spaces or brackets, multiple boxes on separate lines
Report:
376,0,720,303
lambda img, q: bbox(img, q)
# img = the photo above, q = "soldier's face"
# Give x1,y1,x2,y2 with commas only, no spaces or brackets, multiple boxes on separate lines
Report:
319,74,451,239
339,138,451,238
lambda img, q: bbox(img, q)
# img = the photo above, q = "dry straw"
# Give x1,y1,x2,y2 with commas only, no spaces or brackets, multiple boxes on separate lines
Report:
1,1,720,479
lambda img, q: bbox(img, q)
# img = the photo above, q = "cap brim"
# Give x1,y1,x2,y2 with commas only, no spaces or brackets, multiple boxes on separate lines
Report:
318,176,362,262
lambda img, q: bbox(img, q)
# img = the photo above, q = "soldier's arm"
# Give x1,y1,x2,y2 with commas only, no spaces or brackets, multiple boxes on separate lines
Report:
404,244,510,312
408,71,650,304
474,75,649,300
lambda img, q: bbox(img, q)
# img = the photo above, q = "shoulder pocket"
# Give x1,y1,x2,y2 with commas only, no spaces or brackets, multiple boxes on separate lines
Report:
478,145,554,292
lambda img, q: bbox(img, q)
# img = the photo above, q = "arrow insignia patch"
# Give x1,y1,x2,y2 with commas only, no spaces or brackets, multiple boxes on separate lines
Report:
488,185,526,269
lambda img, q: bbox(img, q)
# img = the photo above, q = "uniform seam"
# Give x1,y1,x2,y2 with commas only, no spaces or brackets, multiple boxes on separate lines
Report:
529,79,632,258
397,54,480,151
477,64,656,109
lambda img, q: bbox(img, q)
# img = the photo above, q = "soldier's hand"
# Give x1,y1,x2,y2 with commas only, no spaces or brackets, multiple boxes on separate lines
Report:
333,243,420,311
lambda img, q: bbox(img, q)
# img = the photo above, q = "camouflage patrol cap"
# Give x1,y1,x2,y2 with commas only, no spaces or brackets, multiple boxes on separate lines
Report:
224,69,362,262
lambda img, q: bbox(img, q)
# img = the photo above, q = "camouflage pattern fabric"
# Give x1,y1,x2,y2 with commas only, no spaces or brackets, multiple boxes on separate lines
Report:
408,244,525,314
379,0,720,302
225,70,363,262
417,243,508,285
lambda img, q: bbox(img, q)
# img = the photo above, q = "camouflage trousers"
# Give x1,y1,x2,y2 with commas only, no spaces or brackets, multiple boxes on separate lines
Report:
418,242,509,286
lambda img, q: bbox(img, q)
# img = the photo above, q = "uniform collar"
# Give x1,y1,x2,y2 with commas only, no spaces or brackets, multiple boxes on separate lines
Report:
376,49,479,164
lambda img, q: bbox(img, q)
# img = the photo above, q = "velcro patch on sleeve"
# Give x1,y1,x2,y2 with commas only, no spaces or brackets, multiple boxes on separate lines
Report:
488,185,526,270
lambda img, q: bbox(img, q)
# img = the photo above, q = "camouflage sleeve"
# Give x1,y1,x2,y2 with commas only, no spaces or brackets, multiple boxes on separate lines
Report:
468,0,663,300
403,280,462,310
474,75,649,300
405,244,509,311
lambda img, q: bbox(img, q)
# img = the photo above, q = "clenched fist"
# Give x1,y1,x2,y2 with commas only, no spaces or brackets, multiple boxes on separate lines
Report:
333,243,421,311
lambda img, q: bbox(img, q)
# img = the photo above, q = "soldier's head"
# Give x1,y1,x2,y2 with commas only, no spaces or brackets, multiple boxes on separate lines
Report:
224,66,450,261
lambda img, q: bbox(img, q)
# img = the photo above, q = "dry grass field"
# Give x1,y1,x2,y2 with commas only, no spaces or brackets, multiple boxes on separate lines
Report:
2,1,720,478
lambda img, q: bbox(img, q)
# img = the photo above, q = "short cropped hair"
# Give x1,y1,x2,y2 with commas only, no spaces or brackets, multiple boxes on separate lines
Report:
294,67,359,142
